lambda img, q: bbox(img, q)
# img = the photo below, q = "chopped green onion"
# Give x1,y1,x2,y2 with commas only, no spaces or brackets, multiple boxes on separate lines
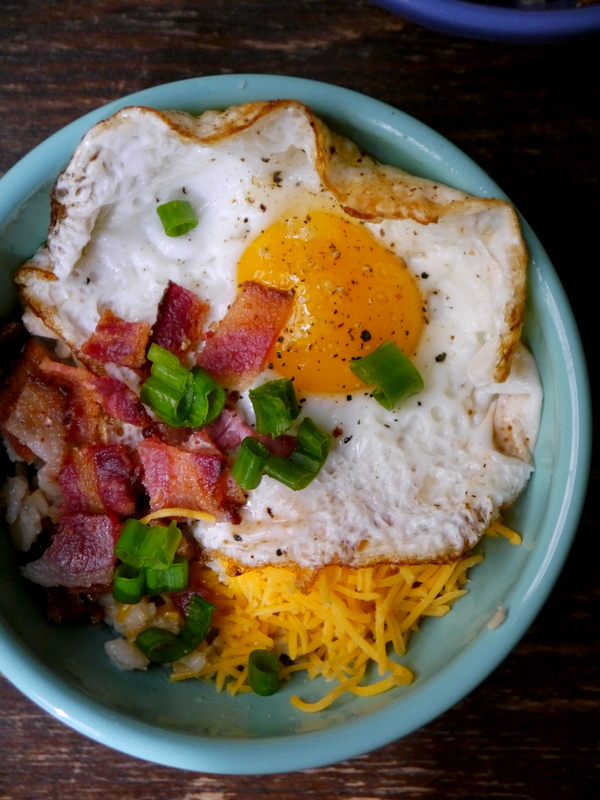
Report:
249,379,299,437
231,437,270,490
349,340,424,410
185,367,226,427
248,649,279,696
115,519,181,571
112,563,145,605
156,200,198,237
140,373,194,427
263,455,316,491
135,593,216,664
141,345,225,429
135,627,188,664
145,557,189,595
179,594,216,651
293,417,330,464
147,343,189,386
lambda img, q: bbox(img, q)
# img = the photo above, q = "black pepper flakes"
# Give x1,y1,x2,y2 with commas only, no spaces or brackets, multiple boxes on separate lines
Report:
435,353,447,363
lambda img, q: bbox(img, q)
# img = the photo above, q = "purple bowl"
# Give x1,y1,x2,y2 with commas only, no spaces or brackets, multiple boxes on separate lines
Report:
371,0,600,43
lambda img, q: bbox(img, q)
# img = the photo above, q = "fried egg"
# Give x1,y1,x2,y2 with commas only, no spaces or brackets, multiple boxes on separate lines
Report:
17,100,542,569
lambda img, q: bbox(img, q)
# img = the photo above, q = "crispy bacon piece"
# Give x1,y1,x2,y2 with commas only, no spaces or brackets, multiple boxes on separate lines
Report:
21,513,121,588
197,280,293,389
40,359,151,432
151,281,208,358
205,407,296,457
92,375,152,427
171,561,214,614
81,310,150,369
0,340,68,472
59,444,136,516
138,437,224,516
138,437,243,521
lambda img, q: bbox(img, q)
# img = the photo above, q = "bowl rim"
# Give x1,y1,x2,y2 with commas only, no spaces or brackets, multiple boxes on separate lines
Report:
0,74,592,773
371,0,600,42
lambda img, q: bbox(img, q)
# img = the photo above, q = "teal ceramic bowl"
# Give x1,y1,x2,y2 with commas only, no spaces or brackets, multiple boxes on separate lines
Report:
0,75,591,773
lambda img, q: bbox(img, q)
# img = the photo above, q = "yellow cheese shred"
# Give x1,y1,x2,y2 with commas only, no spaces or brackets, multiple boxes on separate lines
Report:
167,524,519,710
169,552,482,708
139,507,216,525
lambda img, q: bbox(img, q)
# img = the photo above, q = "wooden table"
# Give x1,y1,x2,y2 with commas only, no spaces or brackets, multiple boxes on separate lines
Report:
1,2,598,797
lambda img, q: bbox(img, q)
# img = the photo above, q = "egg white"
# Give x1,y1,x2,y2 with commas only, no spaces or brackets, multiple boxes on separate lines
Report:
17,102,542,569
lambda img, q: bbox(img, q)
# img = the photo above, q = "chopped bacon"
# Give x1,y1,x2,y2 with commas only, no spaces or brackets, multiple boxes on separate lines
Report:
45,587,105,624
81,310,150,369
0,340,68,472
92,375,152,427
138,437,224,516
40,359,151,433
59,444,135,516
138,437,242,521
151,281,208,358
197,280,293,389
142,421,193,448
171,561,214,614
205,407,296,457
21,513,121,588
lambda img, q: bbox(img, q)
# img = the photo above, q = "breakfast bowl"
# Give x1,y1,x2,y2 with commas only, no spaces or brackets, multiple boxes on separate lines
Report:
371,0,600,43
0,74,591,774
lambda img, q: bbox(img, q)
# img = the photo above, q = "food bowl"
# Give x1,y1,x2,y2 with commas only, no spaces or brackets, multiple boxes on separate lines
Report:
371,0,600,43
0,74,591,774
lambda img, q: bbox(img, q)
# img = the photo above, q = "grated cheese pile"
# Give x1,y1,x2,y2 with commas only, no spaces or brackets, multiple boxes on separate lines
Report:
107,522,518,711
176,524,517,710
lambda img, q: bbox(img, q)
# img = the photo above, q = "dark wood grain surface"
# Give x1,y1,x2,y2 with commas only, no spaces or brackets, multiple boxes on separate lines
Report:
1,2,598,797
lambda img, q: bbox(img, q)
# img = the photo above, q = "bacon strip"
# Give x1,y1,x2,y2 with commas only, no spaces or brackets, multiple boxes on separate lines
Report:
138,437,224,516
92,375,152,427
40,359,152,432
197,281,293,389
205,407,296,457
81,310,150,369
21,513,121,588
151,281,208,358
59,444,135,516
0,340,68,472
138,437,242,521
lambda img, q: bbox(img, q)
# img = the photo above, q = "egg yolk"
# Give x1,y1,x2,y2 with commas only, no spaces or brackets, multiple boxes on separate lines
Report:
237,210,424,394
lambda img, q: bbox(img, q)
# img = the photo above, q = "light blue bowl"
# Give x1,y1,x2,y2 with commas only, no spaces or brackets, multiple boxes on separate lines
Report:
0,75,591,773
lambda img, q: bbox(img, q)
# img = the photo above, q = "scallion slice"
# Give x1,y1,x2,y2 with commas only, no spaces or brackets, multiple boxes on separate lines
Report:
135,593,216,664
293,417,330,464
141,345,226,429
147,343,190,388
263,455,316,491
248,649,279,696
185,367,226,428
145,557,189,595
231,437,270,490
156,200,198,237
139,374,194,427
349,341,424,410
249,378,299,437
135,627,188,664
179,593,216,651
115,519,181,571
112,563,145,605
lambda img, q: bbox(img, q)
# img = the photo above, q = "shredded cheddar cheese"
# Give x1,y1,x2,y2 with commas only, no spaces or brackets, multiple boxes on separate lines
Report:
169,551,485,710
139,507,216,525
